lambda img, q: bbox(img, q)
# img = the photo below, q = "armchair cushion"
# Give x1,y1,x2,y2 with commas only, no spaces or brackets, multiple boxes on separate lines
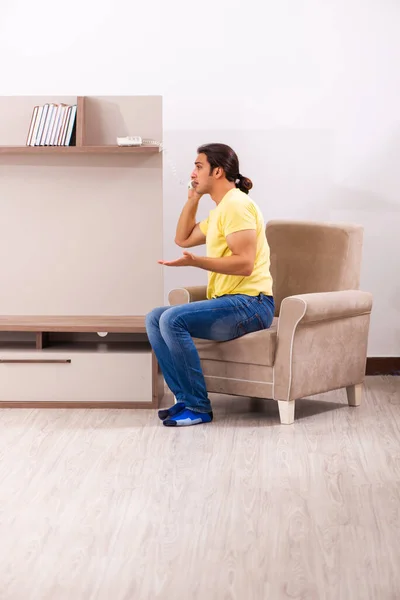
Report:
193,317,278,368
266,220,364,315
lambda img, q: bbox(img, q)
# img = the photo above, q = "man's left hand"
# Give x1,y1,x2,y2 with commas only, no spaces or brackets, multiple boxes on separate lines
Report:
158,251,198,267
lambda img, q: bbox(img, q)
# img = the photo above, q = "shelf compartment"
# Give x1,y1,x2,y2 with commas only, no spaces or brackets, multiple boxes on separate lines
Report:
0,95,162,156
0,327,149,352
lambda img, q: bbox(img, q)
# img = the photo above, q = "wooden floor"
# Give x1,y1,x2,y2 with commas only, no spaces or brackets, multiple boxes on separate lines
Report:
0,376,399,600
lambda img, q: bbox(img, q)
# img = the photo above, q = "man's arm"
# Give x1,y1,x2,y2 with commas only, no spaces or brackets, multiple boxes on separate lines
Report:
194,229,257,276
159,229,256,272
175,190,206,248
176,223,206,248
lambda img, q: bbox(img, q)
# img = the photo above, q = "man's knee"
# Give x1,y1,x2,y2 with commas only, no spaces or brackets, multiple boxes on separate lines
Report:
159,306,184,334
145,306,168,331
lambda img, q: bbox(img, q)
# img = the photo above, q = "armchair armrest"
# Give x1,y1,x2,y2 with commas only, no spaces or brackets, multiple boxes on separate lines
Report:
274,290,373,401
283,290,373,324
168,285,208,306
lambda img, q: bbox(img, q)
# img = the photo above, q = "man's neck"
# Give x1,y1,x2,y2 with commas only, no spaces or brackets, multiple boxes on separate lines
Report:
210,182,236,205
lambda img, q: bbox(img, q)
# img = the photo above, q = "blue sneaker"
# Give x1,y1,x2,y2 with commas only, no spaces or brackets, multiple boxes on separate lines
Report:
163,408,213,427
158,402,186,421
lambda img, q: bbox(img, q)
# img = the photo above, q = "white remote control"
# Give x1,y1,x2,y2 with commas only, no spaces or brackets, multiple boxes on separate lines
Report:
117,136,143,146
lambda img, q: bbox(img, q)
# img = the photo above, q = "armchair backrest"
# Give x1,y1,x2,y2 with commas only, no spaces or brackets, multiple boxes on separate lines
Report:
266,220,364,315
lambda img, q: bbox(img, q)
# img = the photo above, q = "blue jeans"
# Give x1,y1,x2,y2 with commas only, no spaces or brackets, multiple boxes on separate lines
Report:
145,293,275,413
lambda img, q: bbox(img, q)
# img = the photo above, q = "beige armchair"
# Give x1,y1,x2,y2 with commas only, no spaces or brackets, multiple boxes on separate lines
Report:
168,220,373,424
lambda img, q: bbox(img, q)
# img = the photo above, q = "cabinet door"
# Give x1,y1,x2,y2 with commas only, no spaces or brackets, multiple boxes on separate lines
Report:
0,350,154,406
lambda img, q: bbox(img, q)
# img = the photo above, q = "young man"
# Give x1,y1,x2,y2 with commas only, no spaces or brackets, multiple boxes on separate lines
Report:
145,143,274,427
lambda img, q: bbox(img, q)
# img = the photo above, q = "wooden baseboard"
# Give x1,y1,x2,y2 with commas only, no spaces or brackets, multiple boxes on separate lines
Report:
366,357,400,375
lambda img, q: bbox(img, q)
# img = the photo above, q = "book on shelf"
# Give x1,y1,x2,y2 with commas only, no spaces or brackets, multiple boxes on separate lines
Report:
26,102,77,147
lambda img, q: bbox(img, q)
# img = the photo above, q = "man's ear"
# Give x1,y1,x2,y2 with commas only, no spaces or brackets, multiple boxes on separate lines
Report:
214,167,223,179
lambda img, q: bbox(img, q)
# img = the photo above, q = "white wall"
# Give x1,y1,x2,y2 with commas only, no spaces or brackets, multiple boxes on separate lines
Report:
1,0,399,355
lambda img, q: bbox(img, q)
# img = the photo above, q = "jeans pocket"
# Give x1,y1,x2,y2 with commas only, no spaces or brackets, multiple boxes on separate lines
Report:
236,312,264,338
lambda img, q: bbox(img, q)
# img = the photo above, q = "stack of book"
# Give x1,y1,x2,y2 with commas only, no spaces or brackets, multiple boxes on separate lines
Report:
26,103,77,147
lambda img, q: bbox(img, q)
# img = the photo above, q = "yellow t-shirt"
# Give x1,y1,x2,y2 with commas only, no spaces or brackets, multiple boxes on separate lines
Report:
199,188,273,299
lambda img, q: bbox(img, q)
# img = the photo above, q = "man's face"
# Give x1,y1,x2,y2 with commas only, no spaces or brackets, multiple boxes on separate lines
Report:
190,154,214,195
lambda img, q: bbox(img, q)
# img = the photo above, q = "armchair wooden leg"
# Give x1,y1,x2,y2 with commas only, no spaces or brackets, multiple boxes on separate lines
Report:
346,383,362,407
278,400,295,425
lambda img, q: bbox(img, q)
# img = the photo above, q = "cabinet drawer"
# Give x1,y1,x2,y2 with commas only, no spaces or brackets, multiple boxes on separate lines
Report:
0,350,153,405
